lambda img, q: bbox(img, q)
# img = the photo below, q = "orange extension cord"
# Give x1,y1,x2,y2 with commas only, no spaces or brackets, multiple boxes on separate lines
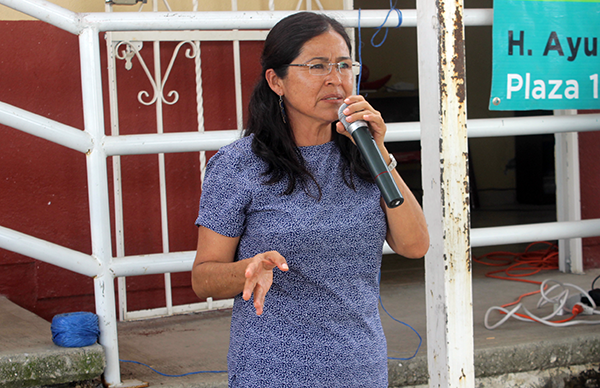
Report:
474,242,583,324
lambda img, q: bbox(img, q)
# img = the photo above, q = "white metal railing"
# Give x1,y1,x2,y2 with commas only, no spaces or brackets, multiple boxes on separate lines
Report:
3,97,598,155
0,1,599,386
0,3,495,32
97,114,600,155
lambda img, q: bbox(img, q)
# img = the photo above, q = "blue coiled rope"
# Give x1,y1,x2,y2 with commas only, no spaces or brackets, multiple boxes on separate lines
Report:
51,312,100,348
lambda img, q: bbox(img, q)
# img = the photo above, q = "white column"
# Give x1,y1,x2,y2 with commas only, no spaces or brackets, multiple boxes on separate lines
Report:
554,110,583,274
416,0,475,386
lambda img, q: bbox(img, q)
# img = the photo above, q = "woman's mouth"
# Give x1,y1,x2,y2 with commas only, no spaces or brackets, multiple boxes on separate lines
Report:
321,94,343,102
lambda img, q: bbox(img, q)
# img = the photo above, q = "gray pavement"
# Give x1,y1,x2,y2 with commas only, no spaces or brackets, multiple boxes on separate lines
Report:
2,249,600,387
0,296,105,387
115,251,600,387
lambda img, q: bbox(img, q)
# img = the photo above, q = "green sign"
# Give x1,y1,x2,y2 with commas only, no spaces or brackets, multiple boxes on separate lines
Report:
490,0,600,111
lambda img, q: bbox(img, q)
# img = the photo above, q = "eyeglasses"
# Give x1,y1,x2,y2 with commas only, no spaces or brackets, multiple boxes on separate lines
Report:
287,61,361,76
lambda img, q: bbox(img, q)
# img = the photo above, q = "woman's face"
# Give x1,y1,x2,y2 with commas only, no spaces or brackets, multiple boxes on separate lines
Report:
271,30,355,132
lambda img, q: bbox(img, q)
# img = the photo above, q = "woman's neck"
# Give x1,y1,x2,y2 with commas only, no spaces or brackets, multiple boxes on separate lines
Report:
291,122,333,147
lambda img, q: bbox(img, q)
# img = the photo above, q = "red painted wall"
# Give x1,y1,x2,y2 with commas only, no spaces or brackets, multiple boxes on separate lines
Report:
0,21,262,320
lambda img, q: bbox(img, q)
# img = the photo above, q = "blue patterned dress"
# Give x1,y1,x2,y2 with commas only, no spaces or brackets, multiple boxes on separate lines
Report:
196,135,388,387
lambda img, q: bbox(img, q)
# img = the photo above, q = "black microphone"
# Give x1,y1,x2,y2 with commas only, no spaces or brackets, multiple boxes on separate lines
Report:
338,103,404,208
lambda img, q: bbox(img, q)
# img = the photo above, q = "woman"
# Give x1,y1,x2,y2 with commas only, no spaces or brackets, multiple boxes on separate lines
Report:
192,12,429,387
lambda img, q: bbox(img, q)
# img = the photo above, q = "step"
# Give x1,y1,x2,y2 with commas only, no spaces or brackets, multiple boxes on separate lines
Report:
0,296,105,388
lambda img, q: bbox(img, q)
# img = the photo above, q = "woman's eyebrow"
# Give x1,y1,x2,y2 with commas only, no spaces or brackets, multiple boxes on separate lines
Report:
305,56,329,62
305,55,352,62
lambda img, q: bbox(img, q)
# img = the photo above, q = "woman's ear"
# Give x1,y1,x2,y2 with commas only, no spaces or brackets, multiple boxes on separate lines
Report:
265,68,283,96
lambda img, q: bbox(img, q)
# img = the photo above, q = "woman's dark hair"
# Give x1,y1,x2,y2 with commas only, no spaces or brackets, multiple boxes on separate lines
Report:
244,12,371,197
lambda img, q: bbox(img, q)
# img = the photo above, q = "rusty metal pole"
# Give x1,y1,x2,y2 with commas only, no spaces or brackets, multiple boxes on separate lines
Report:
416,0,474,387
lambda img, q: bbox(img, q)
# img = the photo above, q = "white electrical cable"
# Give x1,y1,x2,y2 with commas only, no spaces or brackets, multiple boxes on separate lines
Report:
485,278,600,329
538,279,596,311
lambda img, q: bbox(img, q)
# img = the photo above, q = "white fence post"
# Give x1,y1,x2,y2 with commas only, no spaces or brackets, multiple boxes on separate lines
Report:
554,110,583,274
417,0,475,386
79,26,122,387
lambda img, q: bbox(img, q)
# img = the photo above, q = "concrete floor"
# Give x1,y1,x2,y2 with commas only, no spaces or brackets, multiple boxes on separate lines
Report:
113,204,600,387
115,256,600,387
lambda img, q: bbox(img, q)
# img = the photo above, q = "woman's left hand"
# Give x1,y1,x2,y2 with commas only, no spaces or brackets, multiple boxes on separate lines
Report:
335,95,387,148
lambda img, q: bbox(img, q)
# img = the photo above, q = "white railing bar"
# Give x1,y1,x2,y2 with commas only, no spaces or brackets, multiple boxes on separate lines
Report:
385,122,422,142
3,217,599,279
109,30,270,42
78,8,493,31
79,25,121,386
150,2,175,319
467,114,600,138
110,251,194,277
105,30,129,322
102,129,241,155
79,10,410,31
111,218,600,274
0,0,81,35
0,225,101,277
385,114,600,142
382,218,600,255
194,43,208,181
0,1,494,34
3,104,596,158
462,8,494,26
168,298,233,313
101,114,600,156
152,38,174,316
81,28,113,268
471,218,600,248
0,100,92,153
233,40,244,131
230,5,245,144
123,299,233,321
231,0,243,132
79,9,493,30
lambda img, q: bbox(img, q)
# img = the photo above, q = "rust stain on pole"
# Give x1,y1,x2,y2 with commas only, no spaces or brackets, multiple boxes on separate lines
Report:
453,4,466,105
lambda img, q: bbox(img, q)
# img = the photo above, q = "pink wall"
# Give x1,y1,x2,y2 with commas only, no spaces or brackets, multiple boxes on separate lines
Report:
0,20,262,320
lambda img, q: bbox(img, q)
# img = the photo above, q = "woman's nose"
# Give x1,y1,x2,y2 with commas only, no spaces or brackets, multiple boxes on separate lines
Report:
325,67,343,85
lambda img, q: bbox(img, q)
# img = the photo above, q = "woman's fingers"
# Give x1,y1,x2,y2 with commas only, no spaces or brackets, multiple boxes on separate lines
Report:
242,251,288,315
336,121,354,142
253,282,268,315
341,97,383,127
242,260,259,301
258,251,288,271
340,96,387,144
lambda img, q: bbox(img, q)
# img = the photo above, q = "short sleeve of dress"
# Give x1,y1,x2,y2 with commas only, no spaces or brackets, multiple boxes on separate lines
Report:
195,145,252,238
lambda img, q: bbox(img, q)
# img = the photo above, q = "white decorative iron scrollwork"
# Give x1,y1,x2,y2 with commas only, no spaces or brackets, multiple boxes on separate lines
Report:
114,40,199,106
